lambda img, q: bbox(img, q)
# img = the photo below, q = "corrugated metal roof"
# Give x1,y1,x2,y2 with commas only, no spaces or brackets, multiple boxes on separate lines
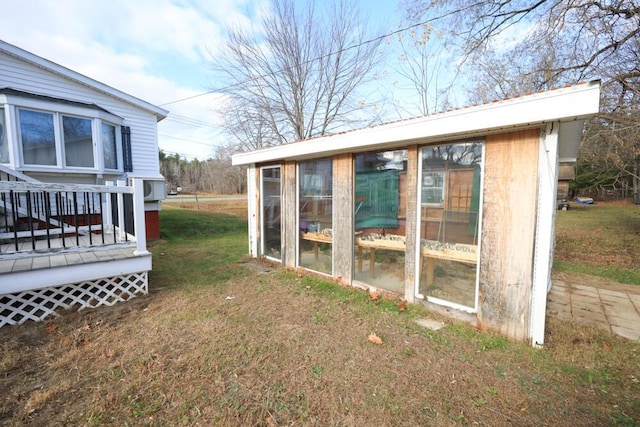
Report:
233,81,600,166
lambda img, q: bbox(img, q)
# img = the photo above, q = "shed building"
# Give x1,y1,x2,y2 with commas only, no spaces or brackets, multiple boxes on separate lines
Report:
232,82,601,346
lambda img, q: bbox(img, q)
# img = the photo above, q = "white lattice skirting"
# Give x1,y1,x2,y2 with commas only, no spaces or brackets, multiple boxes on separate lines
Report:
0,272,148,327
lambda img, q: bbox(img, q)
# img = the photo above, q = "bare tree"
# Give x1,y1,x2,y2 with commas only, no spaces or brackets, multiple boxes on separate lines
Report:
223,102,278,152
386,23,454,116
403,1,638,86
211,0,385,150
403,0,640,199
159,147,247,195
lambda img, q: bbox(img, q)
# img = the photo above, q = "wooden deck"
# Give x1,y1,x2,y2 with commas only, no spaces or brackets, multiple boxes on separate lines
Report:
0,178,151,327
0,239,137,274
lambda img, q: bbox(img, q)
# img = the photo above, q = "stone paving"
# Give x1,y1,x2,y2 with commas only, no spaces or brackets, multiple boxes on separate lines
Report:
547,271,640,341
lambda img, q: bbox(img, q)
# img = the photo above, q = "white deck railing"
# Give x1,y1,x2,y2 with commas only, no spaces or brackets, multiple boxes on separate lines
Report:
0,178,147,257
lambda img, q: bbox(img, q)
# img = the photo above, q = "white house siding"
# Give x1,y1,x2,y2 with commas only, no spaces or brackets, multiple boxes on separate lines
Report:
0,51,162,179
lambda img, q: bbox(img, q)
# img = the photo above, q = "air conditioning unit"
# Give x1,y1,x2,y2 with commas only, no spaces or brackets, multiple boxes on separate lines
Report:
143,180,167,201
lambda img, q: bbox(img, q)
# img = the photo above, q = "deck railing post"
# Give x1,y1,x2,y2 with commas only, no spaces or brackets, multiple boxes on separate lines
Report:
104,181,114,236
131,178,149,256
116,180,126,242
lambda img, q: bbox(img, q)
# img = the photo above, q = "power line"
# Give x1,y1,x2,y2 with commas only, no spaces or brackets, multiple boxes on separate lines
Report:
159,132,217,146
164,113,219,128
159,149,203,161
158,18,436,107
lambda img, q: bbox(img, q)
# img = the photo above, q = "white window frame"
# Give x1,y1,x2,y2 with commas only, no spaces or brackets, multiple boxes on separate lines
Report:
100,121,122,172
0,106,9,164
260,165,282,262
61,113,96,169
296,159,334,277
0,93,123,174
414,141,485,313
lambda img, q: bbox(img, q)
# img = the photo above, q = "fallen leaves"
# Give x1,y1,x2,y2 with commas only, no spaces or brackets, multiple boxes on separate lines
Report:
368,333,383,345
368,289,380,304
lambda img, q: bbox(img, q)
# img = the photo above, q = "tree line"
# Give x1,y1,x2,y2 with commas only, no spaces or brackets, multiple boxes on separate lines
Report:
159,149,245,195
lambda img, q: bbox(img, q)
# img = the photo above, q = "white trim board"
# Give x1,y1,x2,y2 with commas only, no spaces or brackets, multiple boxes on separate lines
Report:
1,254,151,293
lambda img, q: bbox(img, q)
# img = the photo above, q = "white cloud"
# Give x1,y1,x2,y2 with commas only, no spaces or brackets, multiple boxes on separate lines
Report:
0,0,407,159
0,0,264,160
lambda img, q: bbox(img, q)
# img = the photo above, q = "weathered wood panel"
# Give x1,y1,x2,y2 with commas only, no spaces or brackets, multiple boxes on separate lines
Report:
478,128,540,341
447,169,474,211
404,146,418,302
332,154,354,285
558,164,576,180
282,161,297,268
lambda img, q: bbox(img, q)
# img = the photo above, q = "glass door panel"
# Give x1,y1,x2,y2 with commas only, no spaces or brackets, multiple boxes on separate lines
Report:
353,150,407,293
261,166,281,260
298,159,333,274
418,142,483,309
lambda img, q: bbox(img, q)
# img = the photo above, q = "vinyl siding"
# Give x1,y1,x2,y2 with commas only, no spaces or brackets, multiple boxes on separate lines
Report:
0,52,162,179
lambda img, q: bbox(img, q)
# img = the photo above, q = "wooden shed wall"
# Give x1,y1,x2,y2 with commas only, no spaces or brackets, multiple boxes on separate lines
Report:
403,146,419,302
478,128,540,340
333,154,355,284
251,127,549,342
282,161,297,268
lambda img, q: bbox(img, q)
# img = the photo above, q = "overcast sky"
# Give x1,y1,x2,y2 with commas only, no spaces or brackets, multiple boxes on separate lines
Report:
0,0,402,160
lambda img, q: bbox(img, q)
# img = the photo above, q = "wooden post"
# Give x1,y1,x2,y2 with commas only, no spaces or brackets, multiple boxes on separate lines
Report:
103,181,114,235
282,161,297,268
478,129,540,341
116,179,126,243
369,248,376,277
333,154,354,285
404,145,419,303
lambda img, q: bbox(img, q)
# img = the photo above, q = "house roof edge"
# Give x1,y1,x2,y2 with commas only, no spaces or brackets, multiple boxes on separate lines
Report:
0,39,169,121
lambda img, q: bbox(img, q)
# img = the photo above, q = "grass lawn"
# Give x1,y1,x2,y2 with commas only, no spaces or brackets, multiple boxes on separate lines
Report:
1,200,639,425
554,200,640,285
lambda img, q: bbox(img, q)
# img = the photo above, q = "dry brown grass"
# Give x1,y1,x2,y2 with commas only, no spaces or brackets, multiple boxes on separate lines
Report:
1,198,639,425
1,266,639,426
165,198,248,220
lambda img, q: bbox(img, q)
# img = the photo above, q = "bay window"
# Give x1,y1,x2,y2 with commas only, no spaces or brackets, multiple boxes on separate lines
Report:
9,106,122,172
0,89,125,172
